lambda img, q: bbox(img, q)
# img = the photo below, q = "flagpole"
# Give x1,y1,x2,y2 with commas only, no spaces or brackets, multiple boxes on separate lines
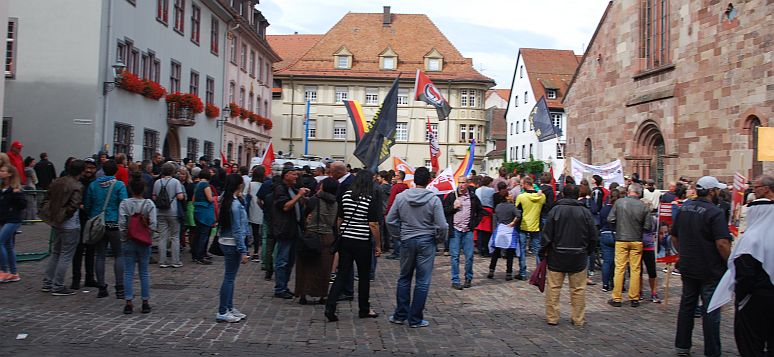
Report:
445,79,452,168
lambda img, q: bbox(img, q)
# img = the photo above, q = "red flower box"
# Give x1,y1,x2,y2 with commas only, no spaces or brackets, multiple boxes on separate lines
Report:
229,103,241,118
166,92,204,114
239,108,249,120
142,79,166,100
205,103,220,118
117,72,145,94
263,119,273,130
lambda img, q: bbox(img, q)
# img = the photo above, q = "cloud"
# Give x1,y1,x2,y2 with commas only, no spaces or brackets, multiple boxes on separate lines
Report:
261,0,609,88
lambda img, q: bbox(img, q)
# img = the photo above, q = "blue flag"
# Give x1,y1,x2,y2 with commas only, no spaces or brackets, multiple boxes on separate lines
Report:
529,96,562,142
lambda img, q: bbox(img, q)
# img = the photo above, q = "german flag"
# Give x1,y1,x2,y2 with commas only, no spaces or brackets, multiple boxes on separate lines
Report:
344,100,368,143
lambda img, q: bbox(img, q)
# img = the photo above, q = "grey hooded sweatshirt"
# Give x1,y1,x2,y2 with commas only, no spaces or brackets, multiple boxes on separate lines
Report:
386,188,448,242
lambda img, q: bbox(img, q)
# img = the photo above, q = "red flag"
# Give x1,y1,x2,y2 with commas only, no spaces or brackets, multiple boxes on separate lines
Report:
220,151,230,173
549,165,557,199
261,142,275,176
414,69,452,120
426,118,440,173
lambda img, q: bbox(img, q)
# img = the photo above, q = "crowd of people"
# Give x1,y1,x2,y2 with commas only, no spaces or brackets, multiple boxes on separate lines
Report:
0,139,771,355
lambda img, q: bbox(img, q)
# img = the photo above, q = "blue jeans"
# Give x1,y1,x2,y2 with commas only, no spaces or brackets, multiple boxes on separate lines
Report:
95,229,123,288
393,235,436,325
0,223,20,274
219,244,242,314
599,231,616,288
449,229,474,284
123,240,151,301
675,277,722,357
518,230,541,277
273,239,295,294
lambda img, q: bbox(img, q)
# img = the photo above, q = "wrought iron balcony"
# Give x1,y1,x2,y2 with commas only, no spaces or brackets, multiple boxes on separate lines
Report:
167,102,196,126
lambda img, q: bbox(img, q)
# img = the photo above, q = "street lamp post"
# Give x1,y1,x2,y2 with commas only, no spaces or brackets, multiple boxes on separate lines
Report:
217,106,231,162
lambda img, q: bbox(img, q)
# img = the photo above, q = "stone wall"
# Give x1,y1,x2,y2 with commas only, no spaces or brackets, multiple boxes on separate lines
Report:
565,0,773,184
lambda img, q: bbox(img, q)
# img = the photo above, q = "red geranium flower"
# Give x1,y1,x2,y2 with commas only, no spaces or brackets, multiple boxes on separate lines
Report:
205,103,220,118
229,103,241,118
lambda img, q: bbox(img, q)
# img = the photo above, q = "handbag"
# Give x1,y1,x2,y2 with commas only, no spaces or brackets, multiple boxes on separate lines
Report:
529,259,548,293
128,200,153,246
208,235,224,256
244,182,253,215
297,198,322,258
83,181,116,245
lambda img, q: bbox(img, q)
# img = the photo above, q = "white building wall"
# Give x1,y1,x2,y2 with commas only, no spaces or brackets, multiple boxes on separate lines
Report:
4,0,104,166
506,56,566,178
108,0,229,161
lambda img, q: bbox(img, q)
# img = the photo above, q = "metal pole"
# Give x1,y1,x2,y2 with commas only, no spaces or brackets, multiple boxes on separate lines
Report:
445,80,452,167
289,75,295,156
304,100,310,155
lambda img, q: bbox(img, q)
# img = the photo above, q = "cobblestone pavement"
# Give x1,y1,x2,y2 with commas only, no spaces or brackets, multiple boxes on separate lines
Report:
0,224,739,356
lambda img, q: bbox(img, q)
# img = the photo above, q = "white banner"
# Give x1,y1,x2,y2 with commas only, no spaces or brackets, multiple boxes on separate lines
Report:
427,166,457,194
570,157,624,188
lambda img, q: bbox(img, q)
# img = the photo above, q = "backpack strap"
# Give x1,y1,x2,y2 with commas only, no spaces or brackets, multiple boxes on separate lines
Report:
100,181,116,214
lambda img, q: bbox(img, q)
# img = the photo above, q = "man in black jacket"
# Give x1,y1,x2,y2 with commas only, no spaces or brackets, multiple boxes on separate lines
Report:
443,176,484,290
540,184,598,326
34,152,57,190
271,168,309,299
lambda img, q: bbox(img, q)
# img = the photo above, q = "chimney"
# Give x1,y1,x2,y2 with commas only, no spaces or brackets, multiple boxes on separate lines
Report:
383,6,391,26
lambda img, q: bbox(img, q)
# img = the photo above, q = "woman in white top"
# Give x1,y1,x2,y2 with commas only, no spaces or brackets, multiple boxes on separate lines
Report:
243,166,266,262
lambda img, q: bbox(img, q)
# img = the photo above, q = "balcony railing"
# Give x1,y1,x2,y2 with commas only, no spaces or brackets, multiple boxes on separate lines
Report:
167,102,196,126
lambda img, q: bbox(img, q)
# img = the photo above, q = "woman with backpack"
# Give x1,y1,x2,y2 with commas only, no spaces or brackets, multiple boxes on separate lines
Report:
192,169,216,265
0,165,27,283
295,177,338,305
215,174,249,323
152,162,186,268
119,172,157,314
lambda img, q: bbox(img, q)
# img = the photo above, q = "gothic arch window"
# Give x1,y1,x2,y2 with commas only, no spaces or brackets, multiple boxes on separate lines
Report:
584,138,592,164
745,115,762,179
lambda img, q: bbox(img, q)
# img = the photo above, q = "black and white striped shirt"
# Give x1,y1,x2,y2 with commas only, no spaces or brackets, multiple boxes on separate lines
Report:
339,191,380,241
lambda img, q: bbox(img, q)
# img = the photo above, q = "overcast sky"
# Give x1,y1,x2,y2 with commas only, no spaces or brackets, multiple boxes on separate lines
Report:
261,0,610,89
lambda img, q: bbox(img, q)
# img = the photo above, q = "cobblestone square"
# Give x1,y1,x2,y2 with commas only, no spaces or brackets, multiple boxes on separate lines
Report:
0,224,738,356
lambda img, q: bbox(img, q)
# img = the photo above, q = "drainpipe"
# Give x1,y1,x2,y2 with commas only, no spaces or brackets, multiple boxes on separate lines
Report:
289,74,295,156
100,0,114,153
445,79,452,167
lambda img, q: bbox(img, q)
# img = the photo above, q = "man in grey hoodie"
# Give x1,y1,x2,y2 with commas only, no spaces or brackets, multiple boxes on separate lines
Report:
386,167,448,328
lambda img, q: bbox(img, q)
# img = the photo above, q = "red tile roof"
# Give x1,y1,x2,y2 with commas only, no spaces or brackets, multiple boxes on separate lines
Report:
270,12,494,84
267,34,323,71
486,89,511,101
520,48,580,109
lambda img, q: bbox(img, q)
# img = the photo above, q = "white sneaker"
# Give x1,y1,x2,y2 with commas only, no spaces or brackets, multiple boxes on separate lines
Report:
229,308,247,319
216,311,241,323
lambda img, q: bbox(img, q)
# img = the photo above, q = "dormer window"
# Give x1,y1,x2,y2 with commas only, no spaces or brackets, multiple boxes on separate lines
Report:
336,55,350,69
379,47,398,71
383,57,395,70
333,46,353,69
546,89,557,99
424,49,443,72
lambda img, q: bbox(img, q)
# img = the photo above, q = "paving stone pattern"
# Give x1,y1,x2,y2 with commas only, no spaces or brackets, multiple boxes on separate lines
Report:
0,224,739,356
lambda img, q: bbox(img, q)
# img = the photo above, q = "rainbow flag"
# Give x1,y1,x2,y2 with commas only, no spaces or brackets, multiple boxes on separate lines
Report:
344,100,368,143
453,139,476,183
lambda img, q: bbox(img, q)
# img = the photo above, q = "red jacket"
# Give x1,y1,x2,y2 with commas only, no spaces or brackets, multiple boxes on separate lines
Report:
115,165,129,186
386,182,409,215
7,151,25,183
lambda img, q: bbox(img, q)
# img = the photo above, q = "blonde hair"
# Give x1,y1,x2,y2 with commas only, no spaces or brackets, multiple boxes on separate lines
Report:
0,153,10,169
0,165,22,190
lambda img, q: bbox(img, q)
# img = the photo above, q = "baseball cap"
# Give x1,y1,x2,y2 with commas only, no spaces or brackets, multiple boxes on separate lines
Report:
696,176,727,190
11,140,22,149
84,157,96,165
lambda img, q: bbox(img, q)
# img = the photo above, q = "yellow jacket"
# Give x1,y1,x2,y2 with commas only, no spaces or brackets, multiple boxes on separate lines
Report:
516,191,546,232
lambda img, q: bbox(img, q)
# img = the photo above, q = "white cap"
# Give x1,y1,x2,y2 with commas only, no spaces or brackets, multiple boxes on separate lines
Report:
696,176,727,190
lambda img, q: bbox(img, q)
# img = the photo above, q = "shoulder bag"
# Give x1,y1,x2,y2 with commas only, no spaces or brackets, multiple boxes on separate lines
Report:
83,181,116,245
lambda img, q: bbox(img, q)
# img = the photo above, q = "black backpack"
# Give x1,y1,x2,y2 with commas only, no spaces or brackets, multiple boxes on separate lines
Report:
154,179,171,210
